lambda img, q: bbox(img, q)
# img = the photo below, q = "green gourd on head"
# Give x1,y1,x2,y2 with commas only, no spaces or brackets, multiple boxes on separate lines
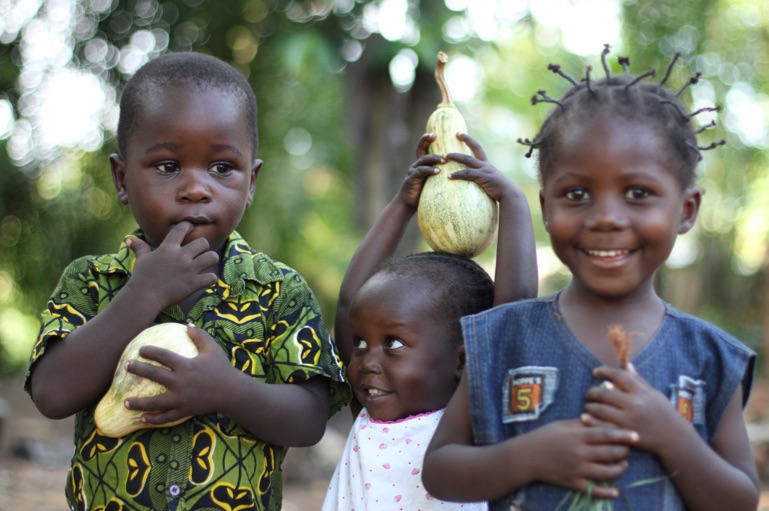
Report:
417,51,498,258
94,323,199,438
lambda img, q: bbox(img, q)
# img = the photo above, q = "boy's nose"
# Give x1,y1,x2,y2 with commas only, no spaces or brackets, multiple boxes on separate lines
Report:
177,170,211,202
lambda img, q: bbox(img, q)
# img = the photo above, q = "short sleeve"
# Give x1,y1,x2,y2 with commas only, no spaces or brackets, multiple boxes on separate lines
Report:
263,270,351,416
24,257,102,394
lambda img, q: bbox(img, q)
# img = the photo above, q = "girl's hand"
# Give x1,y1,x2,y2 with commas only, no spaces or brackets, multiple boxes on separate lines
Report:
525,418,638,497
122,324,234,424
584,365,687,455
397,132,442,208
125,221,219,310
444,133,521,203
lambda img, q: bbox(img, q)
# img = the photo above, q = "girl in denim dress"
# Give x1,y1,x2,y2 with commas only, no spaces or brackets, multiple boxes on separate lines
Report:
423,46,759,511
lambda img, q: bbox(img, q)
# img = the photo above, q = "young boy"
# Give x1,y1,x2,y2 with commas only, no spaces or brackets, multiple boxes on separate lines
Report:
25,51,350,511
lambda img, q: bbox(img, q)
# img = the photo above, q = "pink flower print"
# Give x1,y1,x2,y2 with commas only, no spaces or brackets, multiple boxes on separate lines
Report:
379,443,387,450
383,463,391,469
411,468,420,475
383,427,389,433
365,483,371,489
406,438,412,444
394,495,402,502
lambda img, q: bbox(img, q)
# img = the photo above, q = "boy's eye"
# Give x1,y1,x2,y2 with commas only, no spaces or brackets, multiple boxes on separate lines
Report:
155,162,179,174
210,162,234,174
564,188,589,201
625,187,650,200
353,338,368,350
385,338,405,350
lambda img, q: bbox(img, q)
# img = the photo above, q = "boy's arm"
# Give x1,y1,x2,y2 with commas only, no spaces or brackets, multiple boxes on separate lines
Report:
444,133,538,307
586,366,760,511
30,222,218,419
423,374,637,502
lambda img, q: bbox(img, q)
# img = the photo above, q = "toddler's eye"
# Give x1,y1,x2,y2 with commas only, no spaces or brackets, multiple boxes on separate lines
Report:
155,162,179,174
625,187,650,200
353,338,368,349
565,188,589,201
385,338,405,350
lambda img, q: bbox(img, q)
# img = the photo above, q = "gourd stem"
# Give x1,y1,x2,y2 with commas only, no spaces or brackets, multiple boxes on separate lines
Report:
435,51,454,107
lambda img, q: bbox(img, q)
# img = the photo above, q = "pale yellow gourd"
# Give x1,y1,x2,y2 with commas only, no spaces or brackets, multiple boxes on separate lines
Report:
417,51,498,257
94,323,199,438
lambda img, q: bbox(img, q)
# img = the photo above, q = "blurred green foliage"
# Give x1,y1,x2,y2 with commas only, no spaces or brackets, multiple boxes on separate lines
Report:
1,0,768,374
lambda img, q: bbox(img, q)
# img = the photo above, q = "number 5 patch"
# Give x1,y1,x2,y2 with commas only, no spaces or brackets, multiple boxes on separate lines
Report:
670,375,706,425
502,366,559,423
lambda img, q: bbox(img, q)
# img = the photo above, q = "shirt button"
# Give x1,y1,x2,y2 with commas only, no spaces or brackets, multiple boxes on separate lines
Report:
169,485,181,496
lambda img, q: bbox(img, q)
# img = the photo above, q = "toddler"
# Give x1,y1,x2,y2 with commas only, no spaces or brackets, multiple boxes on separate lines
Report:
323,133,539,510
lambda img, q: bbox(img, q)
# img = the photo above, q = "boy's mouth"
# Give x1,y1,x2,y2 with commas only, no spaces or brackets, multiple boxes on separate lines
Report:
174,215,213,226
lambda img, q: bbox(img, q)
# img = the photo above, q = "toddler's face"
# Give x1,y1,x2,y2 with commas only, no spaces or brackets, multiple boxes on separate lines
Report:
111,84,260,253
539,113,700,301
347,273,462,422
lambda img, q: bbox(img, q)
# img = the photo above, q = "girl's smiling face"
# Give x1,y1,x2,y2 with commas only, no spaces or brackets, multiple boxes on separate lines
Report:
539,112,701,302
111,84,260,253
347,272,464,422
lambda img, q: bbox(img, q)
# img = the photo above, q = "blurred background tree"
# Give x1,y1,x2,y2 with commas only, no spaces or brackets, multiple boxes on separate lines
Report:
0,0,767,376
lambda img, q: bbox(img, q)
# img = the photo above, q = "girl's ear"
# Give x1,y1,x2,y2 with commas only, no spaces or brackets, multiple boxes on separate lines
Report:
110,154,129,205
539,189,549,230
454,344,466,380
677,185,702,235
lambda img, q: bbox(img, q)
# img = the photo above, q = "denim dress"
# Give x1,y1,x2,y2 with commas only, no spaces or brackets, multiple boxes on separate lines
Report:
461,293,755,511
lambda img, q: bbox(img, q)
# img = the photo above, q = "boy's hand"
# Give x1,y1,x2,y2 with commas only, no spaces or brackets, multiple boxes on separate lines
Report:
126,221,219,310
584,365,686,455
525,418,638,497
122,324,233,424
444,133,521,203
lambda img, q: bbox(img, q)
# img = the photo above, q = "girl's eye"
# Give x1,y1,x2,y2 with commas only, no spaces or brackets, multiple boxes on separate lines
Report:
385,338,405,350
155,162,179,174
353,338,368,350
565,188,589,201
625,187,650,200
210,162,234,175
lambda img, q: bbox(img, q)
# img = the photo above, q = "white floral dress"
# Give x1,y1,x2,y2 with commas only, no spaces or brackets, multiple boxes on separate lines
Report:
322,408,487,511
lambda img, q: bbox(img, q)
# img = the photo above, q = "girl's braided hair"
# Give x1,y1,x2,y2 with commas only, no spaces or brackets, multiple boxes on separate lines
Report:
378,251,494,347
518,45,723,187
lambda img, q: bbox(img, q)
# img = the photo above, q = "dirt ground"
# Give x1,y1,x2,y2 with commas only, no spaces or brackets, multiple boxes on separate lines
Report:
3,372,769,511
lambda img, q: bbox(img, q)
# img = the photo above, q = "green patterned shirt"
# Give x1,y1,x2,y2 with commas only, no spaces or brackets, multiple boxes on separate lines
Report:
25,231,350,511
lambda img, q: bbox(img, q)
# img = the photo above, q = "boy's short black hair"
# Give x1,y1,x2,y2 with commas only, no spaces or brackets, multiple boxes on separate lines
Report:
378,251,495,347
519,46,723,188
116,52,258,158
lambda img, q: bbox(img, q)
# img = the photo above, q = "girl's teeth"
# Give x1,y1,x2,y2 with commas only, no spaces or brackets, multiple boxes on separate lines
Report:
368,389,384,396
587,249,628,257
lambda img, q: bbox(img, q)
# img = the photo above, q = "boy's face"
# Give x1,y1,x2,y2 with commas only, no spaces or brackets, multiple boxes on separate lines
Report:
111,84,260,253
539,113,700,301
347,273,463,422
